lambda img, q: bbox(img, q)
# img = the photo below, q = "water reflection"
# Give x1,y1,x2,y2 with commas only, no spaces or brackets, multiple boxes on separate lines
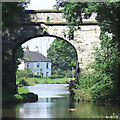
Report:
19,97,71,118
2,84,120,118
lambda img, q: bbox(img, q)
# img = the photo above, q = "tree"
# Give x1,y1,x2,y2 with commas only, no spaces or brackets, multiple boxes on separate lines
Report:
2,2,28,30
15,46,24,70
47,38,77,77
87,2,120,101
58,1,120,102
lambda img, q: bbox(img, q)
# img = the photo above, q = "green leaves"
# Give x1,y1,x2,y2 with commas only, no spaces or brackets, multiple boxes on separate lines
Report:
63,2,120,102
2,2,28,29
16,68,33,78
15,46,24,70
62,2,88,40
47,38,77,77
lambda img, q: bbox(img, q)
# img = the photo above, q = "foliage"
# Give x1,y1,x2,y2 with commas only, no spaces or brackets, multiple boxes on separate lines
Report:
104,113,120,119
62,2,89,40
72,71,115,102
17,77,72,85
88,3,120,102
2,84,38,104
33,77,72,84
17,77,35,86
2,2,28,30
15,46,24,70
60,2,120,103
17,85,29,94
47,16,50,22
14,92,38,103
47,38,77,77
72,88,92,102
49,74,64,79
56,2,91,40
72,32,119,102
16,68,33,78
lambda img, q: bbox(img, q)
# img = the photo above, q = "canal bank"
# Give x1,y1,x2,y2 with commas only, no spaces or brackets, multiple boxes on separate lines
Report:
2,86,38,105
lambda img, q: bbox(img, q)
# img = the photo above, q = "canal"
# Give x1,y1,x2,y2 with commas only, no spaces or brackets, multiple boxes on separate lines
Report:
2,84,120,118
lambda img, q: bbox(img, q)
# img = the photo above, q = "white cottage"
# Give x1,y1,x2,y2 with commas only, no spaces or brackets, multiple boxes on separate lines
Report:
18,46,52,77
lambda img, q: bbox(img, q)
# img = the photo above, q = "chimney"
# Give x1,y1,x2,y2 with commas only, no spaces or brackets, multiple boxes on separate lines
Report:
35,46,39,52
26,46,29,51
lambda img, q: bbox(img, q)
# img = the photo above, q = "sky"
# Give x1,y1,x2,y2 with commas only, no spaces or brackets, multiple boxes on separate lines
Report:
26,0,56,10
22,0,56,57
22,37,55,57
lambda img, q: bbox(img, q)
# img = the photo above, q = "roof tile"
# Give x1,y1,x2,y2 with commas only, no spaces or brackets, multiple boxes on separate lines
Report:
24,51,51,62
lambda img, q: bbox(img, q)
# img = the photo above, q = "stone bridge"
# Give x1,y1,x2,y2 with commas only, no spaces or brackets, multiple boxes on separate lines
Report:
2,10,100,93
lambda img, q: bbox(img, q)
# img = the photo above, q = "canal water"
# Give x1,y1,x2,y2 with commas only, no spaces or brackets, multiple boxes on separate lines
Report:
2,84,120,118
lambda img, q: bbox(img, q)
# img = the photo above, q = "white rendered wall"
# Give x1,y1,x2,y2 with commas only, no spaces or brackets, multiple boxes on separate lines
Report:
33,62,51,76
18,61,25,70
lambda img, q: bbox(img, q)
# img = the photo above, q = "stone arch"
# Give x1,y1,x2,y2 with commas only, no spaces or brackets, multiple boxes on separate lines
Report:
14,34,79,75
2,10,100,94
14,34,78,58
2,24,80,94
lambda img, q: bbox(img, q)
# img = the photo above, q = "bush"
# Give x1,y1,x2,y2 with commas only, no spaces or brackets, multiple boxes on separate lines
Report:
16,68,33,78
2,85,38,104
90,73,114,102
49,74,58,79
32,75,42,78
57,75,64,78
19,79,29,86
17,86,29,94
73,71,115,103
50,74,64,79
65,70,75,78
16,77,35,86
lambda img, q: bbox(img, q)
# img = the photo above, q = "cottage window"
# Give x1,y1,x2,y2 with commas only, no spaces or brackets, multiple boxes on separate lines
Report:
46,63,49,69
40,69,42,73
27,63,29,68
37,72,39,75
37,63,39,68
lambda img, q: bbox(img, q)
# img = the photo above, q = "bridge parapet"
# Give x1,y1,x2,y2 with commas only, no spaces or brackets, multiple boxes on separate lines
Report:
24,10,97,25
25,10,66,24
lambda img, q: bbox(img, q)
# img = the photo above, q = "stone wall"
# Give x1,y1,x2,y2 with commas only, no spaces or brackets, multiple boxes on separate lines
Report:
2,10,101,93
23,10,100,71
43,25,101,71
25,10,97,24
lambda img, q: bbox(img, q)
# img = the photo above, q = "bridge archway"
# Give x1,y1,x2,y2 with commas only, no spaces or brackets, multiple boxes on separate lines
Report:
2,10,100,94
13,34,78,56
3,28,79,94
14,35,79,77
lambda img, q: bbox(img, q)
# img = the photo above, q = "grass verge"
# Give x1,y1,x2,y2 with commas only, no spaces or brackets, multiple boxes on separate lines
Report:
16,77,74,86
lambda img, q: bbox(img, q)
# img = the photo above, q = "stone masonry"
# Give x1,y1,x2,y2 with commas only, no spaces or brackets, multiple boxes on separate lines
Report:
2,10,101,93
24,10,100,71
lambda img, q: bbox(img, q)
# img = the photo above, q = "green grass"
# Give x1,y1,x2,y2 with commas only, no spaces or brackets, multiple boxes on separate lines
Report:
3,77,73,104
16,77,74,86
32,77,73,84
4,77,72,104
3,84,38,104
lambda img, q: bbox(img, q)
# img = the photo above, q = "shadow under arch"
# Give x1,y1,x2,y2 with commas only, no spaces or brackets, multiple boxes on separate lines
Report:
14,34,79,79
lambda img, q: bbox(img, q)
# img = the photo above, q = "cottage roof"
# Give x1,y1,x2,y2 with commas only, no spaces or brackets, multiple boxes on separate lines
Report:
24,51,51,62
